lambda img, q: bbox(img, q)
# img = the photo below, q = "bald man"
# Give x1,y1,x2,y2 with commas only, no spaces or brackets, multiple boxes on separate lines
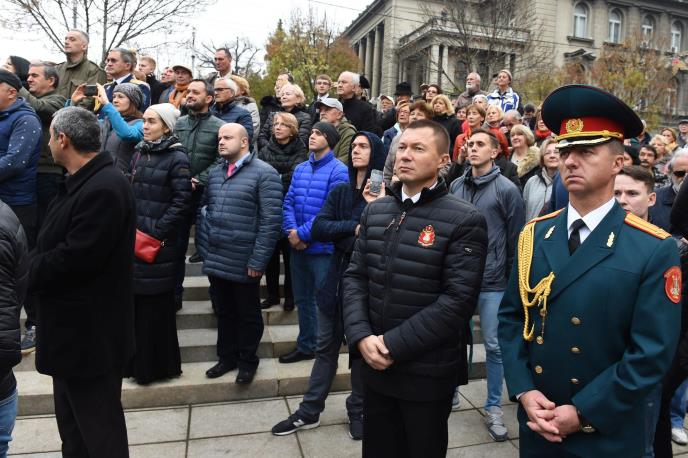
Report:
196,123,283,384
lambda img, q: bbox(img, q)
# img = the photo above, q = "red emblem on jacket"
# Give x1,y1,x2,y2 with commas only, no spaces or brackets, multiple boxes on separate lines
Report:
664,266,682,304
418,225,435,247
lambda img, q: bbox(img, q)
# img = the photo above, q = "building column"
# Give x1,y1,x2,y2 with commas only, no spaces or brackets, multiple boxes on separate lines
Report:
429,44,440,86
365,31,374,85
372,24,383,97
440,45,450,90
357,40,365,74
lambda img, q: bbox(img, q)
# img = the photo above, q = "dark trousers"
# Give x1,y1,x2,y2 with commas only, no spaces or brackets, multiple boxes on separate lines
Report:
10,203,37,329
654,356,688,457
174,187,204,296
362,384,452,458
53,372,129,458
265,237,292,301
36,172,63,229
209,276,264,371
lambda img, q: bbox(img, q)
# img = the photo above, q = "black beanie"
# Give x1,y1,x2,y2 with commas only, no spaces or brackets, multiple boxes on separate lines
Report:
312,121,341,150
0,69,21,91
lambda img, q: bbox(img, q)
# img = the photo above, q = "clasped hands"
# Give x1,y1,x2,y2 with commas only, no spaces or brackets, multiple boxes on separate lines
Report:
520,390,581,442
357,335,394,370
288,229,307,250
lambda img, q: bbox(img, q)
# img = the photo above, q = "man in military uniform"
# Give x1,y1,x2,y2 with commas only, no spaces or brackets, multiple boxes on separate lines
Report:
498,84,682,457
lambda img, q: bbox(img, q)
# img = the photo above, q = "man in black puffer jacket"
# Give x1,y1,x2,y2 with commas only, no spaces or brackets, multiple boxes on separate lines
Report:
0,199,26,454
343,119,488,457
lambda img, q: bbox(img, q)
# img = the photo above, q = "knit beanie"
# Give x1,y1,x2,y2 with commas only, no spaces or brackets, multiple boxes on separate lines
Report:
312,121,341,150
499,69,513,82
0,69,21,90
113,83,144,111
148,103,181,133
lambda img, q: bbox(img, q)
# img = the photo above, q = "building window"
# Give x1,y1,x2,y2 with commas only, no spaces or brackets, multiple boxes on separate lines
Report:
608,9,622,43
672,21,683,53
642,15,655,46
573,3,588,38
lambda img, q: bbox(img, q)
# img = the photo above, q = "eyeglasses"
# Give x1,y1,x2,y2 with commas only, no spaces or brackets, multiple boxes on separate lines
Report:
214,88,232,92
673,170,687,178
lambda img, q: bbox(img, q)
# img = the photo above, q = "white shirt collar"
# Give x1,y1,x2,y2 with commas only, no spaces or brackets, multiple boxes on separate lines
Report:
402,181,438,204
114,73,131,85
566,197,616,243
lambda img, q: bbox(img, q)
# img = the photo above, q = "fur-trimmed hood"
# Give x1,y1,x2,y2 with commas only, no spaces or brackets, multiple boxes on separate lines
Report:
517,145,541,178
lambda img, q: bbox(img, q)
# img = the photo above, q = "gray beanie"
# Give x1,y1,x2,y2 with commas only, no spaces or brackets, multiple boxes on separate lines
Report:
148,103,181,133
312,121,341,150
113,83,144,110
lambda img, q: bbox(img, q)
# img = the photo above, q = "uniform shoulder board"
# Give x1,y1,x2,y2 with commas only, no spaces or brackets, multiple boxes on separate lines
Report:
129,78,146,85
526,209,563,226
624,213,671,239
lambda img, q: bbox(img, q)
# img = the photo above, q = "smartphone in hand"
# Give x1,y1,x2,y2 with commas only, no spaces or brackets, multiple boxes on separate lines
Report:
369,169,383,195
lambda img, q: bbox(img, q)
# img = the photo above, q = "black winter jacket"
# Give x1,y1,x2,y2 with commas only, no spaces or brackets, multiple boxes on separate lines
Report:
0,200,26,399
340,96,382,136
343,180,487,399
258,136,308,193
129,136,192,295
433,114,462,154
312,131,385,317
257,106,313,151
259,96,281,127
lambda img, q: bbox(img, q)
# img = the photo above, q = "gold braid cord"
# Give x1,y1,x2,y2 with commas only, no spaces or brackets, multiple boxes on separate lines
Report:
518,222,556,342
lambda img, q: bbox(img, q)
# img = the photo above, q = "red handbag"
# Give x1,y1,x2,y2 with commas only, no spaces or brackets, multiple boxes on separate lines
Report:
134,229,164,263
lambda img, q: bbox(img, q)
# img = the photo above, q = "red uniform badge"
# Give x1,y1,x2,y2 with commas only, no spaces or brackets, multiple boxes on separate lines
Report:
418,225,435,247
664,266,682,304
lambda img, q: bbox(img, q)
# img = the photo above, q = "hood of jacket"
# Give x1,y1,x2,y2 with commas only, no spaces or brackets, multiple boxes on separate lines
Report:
347,131,385,193
266,136,306,157
516,145,541,177
212,100,238,115
462,164,501,188
135,134,182,155
260,95,281,109
0,97,38,120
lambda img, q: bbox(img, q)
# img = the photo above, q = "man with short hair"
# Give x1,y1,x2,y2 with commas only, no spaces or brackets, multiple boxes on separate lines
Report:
344,119,488,456
337,71,381,135
316,98,357,163
197,123,282,383
450,128,524,442
523,103,537,131
678,120,688,148
639,144,669,188
501,109,522,144
649,149,688,236
206,48,233,86
614,166,656,222
103,48,150,110
456,72,488,109
308,74,332,122
173,79,225,301
211,77,253,141
499,85,680,457
137,56,166,106
280,122,348,364
30,106,135,457
56,30,106,102
487,69,521,114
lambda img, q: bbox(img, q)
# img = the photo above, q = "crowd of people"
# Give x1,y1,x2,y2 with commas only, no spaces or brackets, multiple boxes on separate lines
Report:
1,28,688,458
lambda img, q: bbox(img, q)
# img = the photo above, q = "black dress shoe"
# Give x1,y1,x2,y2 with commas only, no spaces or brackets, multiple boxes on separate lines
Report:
235,368,256,385
261,297,279,309
283,297,295,312
188,252,202,263
278,349,315,364
205,361,237,378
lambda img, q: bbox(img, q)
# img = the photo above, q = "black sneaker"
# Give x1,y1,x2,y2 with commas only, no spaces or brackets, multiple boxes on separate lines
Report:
348,416,363,440
188,252,202,263
21,326,36,355
283,297,295,312
271,413,320,436
260,297,279,310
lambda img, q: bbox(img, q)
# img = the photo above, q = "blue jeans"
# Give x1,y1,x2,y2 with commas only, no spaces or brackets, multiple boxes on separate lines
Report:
478,291,504,409
290,250,330,354
0,389,18,458
671,378,688,429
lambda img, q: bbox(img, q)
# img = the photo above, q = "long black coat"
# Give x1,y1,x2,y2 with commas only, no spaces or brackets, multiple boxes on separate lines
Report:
29,153,136,378
129,136,191,294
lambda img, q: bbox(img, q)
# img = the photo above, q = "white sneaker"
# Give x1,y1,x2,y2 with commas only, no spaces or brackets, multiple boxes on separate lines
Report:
451,387,461,411
672,427,688,445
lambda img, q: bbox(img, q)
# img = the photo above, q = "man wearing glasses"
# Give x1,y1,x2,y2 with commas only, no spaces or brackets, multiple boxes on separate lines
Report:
650,148,688,237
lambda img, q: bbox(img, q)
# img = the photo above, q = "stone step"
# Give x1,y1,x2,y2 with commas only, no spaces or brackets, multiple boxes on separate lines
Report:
176,301,299,329
182,274,285,301
15,344,487,416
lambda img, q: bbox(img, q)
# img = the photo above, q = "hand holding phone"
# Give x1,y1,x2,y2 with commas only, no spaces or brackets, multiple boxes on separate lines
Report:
369,169,383,196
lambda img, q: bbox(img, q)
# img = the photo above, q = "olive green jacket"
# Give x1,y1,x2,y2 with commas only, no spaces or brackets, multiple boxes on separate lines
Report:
56,55,107,109
174,112,226,185
334,118,357,163
18,88,67,174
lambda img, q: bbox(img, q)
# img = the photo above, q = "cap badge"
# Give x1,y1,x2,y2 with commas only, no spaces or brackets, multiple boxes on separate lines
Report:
418,225,436,248
565,118,584,134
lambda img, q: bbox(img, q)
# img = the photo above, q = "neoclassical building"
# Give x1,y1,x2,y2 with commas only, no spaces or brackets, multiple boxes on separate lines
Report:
343,0,688,114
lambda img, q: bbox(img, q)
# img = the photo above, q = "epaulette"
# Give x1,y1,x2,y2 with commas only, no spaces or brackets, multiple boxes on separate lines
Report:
624,212,671,239
526,209,563,226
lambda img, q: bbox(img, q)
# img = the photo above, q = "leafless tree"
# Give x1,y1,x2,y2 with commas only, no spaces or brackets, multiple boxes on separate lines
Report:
2,0,215,64
197,37,262,77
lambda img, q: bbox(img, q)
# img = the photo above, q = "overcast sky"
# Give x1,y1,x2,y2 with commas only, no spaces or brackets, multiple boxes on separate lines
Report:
0,0,371,74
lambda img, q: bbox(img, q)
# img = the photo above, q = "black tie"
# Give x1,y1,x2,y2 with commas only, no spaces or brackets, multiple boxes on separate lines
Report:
568,219,586,254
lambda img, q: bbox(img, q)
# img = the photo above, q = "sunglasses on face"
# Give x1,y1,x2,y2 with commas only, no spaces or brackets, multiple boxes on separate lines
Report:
673,170,687,178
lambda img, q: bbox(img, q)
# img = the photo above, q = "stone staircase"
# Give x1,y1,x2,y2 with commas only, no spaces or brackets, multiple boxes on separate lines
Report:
15,246,487,416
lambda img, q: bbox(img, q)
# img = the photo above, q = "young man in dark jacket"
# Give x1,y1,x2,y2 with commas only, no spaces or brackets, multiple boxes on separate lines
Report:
272,131,385,439
0,198,27,456
343,119,488,457
450,128,525,441
197,123,283,384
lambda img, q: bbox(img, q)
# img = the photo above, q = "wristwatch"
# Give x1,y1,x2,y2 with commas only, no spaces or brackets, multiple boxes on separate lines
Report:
577,409,596,433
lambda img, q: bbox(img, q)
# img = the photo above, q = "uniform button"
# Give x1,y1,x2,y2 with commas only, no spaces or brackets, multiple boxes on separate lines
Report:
534,365,543,374
571,347,581,354
571,317,581,325
536,336,544,345
571,378,579,384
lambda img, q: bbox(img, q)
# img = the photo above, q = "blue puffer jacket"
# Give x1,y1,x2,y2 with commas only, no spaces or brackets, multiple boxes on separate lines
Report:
197,150,283,283
282,150,348,255
210,101,254,142
0,98,41,206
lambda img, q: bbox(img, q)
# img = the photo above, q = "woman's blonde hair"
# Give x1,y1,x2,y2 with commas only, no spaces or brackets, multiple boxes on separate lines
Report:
486,104,504,122
430,94,454,117
273,112,298,138
280,83,305,106
230,75,250,96
511,124,535,146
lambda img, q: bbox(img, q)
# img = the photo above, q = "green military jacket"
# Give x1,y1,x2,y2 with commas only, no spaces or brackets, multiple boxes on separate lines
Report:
174,112,225,186
56,55,107,109
499,202,681,457
334,118,357,163
18,88,67,175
